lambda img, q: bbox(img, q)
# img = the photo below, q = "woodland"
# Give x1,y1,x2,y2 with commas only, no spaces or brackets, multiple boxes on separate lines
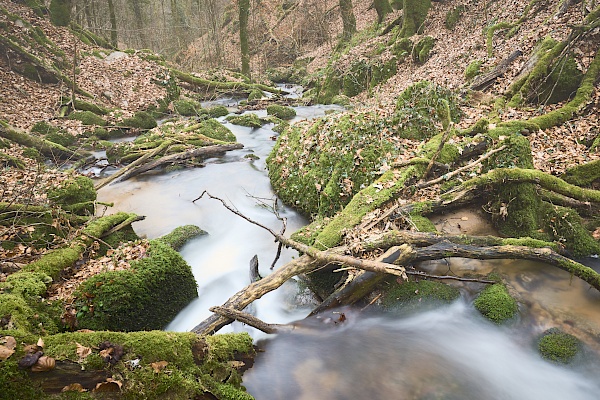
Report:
0,0,600,398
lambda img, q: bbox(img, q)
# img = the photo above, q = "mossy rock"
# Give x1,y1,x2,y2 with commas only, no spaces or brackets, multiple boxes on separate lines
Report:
30,121,76,147
465,60,483,80
74,240,198,331
412,36,435,64
267,111,396,217
67,110,107,126
208,105,229,118
72,99,110,115
247,89,264,101
381,279,460,312
122,111,158,130
473,283,518,324
266,104,296,120
537,328,580,364
226,113,262,128
193,118,237,142
392,81,462,140
391,37,413,58
331,94,351,106
47,176,96,215
173,98,205,116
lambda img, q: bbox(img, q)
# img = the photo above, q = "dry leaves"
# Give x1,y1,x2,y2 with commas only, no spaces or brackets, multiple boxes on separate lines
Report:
150,361,169,373
76,343,92,361
31,355,56,372
62,383,86,393
93,378,122,392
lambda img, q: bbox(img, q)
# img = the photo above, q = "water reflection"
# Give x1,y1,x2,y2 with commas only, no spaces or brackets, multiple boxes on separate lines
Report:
244,301,600,400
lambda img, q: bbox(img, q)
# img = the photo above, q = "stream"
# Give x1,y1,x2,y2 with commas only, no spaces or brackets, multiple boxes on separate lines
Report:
97,98,600,399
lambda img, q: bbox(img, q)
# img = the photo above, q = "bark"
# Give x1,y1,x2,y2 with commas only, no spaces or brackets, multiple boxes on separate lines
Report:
210,306,295,334
373,0,393,23
107,0,118,47
239,0,251,78
29,361,111,393
339,0,357,41
471,49,523,91
105,143,244,186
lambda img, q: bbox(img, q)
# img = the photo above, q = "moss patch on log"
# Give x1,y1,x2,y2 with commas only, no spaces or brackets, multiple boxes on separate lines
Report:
381,279,460,312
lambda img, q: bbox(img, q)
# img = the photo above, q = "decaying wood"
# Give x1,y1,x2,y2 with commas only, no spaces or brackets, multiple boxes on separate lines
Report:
28,361,111,393
249,255,262,282
210,306,295,334
471,49,523,91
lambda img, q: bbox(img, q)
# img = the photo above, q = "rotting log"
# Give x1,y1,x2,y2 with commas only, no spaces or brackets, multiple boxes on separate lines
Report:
471,49,523,91
28,361,111,393
171,69,283,95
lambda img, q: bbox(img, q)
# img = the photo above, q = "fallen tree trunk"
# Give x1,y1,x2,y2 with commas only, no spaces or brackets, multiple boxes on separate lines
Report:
0,121,89,161
171,69,283,95
471,49,523,91
116,143,244,183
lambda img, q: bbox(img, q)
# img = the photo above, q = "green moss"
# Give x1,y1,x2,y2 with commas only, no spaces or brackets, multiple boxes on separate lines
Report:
561,159,600,187
74,240,198,331
465,60,483,80
72,99,109,115
392,81,462,139
47,176,96,215
461,118,488,136
473,283,518,324
331,94,351,106
381,279,460,312
445,5,465,30
535,55,583,104
122,111,157,130
226,113,262,128
173,98,205,116
0,152,25,169
207,105,230,118
391,37,413,58
0,359,46,400
247,89,264,101
0,293,35,332
412,36,435,64
540,203,600,257
190,119,236,142
537,328,580,364
21,148,41,160
67,111,107,126
266,104,296,120
3,271,50,298
158,225,207,250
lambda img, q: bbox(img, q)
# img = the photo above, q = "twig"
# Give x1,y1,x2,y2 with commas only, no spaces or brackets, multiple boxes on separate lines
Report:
416,145,507,190
209,306,295,334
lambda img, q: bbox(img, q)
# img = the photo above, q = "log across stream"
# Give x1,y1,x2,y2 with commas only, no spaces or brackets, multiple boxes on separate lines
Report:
97,102,600,399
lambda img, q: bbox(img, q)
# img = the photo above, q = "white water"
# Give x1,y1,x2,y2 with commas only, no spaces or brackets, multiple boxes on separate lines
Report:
96,98,600,398
244,301,600,400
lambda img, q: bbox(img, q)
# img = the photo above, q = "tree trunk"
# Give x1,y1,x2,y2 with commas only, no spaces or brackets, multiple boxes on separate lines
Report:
49,0,72,27
339,0,357,41
400,0,431,37
107,0,118,48
239,0,251,78
374,0,393,23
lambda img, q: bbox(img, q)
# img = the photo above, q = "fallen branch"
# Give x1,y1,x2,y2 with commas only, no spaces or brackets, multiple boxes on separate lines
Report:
209,306,295,334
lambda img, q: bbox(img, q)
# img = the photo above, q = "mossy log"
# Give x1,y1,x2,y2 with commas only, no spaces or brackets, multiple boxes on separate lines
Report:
171,69,283,95
22,212,135,279
0,121,89,161
470,49,523,91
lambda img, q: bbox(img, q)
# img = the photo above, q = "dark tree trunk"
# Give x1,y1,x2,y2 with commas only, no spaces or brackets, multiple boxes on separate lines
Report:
374,0,393,24
339,0,357,41
239,0,251,78
107,0,118,47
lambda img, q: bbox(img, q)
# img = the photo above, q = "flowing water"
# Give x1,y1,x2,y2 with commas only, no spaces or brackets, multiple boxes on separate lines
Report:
97,99,600,399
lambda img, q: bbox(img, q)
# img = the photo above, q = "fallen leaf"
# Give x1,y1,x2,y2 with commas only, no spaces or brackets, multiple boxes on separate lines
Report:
151,361,169,373
2,336,16,350
62,383,86,392
0,345,15,361
37,337,45,348
93,378,122,392
31,356,56,372
76,343,92,360
460,216,469,221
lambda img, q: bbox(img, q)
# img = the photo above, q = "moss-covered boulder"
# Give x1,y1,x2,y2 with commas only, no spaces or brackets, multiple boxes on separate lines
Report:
30,121,76,147
465,60,483,80
67,110,107,126
122,110,158,130
247,89,264,101
74,239,198,331
381,279,460,312
208,105,229,118
537,328,580,364
159,225,207,250
226,113,262,128
266,104,296,120
174,98,205,116
473,283,518,324
47,176,96,215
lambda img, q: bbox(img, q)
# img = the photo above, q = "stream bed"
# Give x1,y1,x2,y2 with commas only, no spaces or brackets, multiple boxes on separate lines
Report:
97,102,600,399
